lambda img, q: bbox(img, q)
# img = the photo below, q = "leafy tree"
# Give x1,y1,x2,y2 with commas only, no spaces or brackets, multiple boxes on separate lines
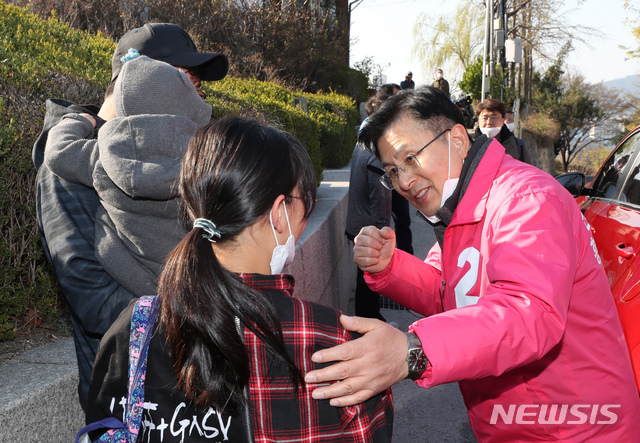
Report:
530,41,572,111
459,56,516,105
412,0,484,85
422,0,595,106
532,49,627,172
553,79,623,172
458,57,484,102
504,0,600,105
353,56,390,90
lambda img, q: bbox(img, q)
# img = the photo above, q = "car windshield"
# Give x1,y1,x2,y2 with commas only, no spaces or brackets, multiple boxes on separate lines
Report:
593,132,640,201
620,156,640,205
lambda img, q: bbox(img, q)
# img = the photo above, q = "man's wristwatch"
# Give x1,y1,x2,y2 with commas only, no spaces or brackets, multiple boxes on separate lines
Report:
406,331,428,380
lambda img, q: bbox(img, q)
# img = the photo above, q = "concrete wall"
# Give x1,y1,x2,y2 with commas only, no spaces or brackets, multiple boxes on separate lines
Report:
288,168,355,312
0,168,354,443
0,338,84,442
522,129,556,176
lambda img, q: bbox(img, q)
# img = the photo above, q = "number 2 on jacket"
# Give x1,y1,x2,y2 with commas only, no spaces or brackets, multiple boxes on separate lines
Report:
455,247,480,308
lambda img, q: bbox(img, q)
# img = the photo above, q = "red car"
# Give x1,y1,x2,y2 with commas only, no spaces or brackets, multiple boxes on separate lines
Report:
557,126,640,392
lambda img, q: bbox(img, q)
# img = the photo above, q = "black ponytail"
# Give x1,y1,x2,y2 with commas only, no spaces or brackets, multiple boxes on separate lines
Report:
159,117,316,413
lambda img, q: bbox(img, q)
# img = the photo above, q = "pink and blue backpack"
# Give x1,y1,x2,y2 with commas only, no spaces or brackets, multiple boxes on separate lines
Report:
75,295,159,443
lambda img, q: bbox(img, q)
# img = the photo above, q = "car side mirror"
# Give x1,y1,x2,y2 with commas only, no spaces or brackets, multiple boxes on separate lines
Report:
556,172,586,198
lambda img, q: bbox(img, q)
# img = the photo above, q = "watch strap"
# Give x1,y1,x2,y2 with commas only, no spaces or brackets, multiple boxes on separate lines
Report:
406,331,428,380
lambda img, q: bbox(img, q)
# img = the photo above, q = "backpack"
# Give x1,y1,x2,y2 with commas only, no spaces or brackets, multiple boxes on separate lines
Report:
76,295,160,443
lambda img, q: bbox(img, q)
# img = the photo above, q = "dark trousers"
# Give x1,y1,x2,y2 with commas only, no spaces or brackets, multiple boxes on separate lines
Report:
346,233,386,321
355,268,386,321
392,190,413,255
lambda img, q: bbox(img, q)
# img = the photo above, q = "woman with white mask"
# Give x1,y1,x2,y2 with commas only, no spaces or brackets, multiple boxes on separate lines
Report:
83,117,393,443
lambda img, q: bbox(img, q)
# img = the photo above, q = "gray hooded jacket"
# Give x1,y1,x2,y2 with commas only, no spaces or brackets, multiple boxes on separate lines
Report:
45,56,212,296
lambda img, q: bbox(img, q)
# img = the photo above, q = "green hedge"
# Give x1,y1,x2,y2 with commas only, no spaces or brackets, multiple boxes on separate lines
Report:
0,2,358,340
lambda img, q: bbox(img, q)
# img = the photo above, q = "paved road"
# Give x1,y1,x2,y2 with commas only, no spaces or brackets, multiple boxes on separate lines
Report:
383,308,477,442
347,206,478,442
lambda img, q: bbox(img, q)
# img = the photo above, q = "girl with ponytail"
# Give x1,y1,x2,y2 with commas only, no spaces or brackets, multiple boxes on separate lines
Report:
85,117,393,442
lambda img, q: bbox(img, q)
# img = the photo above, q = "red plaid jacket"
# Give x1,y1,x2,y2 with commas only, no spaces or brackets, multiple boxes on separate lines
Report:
240,273,393,442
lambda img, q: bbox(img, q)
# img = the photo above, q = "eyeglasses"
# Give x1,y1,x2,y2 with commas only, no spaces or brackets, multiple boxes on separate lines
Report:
380,129,450,190
479,113,502,124
287,191,317,217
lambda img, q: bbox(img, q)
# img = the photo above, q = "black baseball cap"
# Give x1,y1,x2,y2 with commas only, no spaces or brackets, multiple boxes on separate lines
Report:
111,23,229,82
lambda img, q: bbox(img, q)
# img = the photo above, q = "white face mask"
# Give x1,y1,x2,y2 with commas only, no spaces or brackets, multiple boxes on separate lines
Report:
505,122,515,132
479,126,501,138
424,131,459,223
269,202,296,274
436,72,443,79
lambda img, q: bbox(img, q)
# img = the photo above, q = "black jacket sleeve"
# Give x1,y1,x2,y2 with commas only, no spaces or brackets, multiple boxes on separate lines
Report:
85,299,135,430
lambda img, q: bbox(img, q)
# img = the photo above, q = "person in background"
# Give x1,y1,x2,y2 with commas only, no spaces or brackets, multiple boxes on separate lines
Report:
474,98,534,165
400,71,415,90
305,87,640,442
85,117,393,442
504,110,516,132
346,93,393,321
32,22,228,409
431,68,450,99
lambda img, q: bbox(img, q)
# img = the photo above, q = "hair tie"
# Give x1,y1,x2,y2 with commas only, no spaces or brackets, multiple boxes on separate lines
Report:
120,48,141,64
193,218,225,242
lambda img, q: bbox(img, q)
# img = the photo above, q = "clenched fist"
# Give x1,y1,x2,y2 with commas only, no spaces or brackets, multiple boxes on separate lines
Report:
353,226,396,274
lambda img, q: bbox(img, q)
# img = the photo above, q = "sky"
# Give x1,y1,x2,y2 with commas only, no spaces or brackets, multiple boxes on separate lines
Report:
348,0,640,92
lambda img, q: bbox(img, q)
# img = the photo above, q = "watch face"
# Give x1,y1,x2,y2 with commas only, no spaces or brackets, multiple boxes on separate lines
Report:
409,348,427,372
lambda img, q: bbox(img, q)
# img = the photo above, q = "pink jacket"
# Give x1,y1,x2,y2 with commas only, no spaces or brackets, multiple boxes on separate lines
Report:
367,140,640,442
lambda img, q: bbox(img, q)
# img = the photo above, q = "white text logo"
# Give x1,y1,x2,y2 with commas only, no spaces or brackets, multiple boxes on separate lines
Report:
490,404,620,425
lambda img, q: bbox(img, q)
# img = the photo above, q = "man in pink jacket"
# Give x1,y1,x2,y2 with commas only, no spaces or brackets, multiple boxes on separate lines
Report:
305,87,640,441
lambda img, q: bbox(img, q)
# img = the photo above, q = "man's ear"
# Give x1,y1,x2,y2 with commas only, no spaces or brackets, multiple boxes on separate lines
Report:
451,124,471,160
270,194,287,234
